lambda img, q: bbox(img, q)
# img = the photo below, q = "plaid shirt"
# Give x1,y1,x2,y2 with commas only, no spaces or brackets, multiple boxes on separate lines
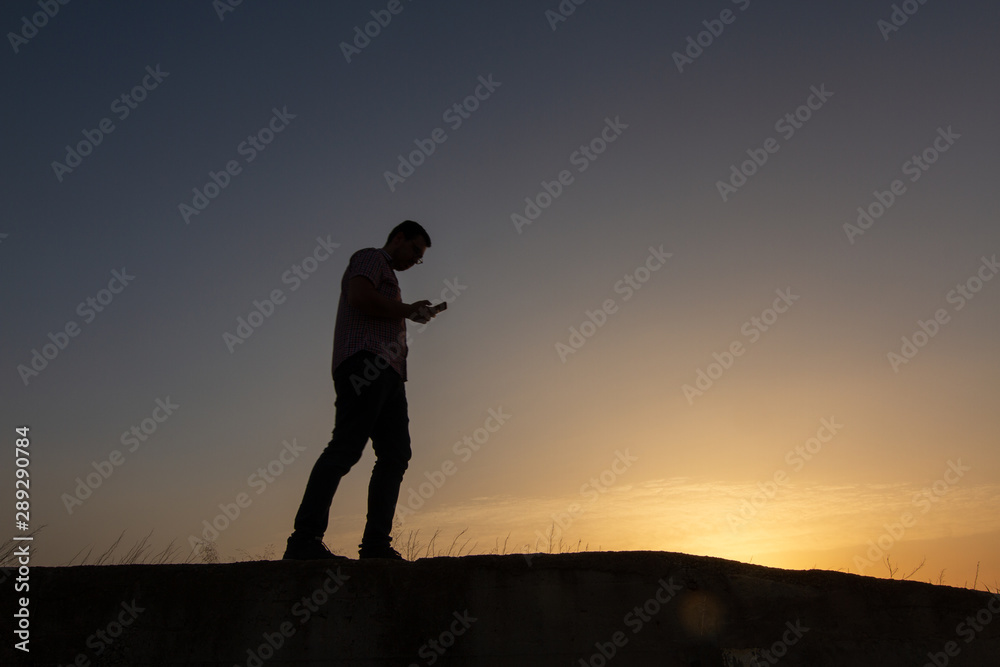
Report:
332,248,408,381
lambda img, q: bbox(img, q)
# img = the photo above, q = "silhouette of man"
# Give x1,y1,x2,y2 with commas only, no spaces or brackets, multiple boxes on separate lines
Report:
283,220,440,560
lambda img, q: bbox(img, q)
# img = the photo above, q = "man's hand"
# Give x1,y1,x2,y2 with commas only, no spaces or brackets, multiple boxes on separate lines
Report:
407,300,436,324
348,278,444,323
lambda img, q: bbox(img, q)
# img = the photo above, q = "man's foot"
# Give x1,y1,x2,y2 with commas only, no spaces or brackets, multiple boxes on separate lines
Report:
282,534,348,561
358,544,405,560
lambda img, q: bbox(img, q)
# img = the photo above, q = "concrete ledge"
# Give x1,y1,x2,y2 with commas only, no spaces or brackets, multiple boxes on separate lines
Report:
7,551,999,666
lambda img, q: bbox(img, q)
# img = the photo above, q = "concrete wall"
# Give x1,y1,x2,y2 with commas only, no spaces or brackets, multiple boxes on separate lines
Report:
6,551,1000,666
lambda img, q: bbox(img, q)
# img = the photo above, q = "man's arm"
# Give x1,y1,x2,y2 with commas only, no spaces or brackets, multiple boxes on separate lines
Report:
347,276,434,322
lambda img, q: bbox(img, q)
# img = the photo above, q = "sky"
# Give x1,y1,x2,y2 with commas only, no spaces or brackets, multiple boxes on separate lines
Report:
2,0,998,588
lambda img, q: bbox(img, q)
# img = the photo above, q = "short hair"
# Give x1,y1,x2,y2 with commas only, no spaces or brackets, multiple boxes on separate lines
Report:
385,220,431,248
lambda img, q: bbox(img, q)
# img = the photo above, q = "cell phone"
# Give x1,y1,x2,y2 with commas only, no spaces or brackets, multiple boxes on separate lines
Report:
430,302,448,313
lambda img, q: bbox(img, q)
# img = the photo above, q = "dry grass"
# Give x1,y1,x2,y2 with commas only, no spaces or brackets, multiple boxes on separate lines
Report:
234,544,277,561
3,526,994,593
66,529,196,566
389,520,598,560
529,522,593,555
883,555,926,581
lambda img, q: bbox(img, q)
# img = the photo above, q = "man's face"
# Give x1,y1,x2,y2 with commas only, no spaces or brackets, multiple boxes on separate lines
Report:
392,235,426,271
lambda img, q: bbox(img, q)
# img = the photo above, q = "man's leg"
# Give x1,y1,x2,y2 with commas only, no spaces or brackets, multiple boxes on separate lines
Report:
291,353,395,539
361,372,411,551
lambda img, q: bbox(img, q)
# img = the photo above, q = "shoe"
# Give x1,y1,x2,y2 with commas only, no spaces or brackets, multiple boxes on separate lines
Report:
358,544,405,560
282,534,348,561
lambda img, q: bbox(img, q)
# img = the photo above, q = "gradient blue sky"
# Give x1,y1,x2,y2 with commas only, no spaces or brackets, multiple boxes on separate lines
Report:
2,0,998,586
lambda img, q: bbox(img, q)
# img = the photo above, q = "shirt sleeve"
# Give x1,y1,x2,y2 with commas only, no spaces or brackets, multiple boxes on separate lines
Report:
345,249,383,289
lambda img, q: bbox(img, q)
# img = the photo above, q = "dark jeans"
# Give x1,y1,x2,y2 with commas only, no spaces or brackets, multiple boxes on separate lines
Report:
292,351,411,547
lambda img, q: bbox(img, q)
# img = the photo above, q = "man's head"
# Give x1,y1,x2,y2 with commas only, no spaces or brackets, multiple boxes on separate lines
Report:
384,220,431,271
